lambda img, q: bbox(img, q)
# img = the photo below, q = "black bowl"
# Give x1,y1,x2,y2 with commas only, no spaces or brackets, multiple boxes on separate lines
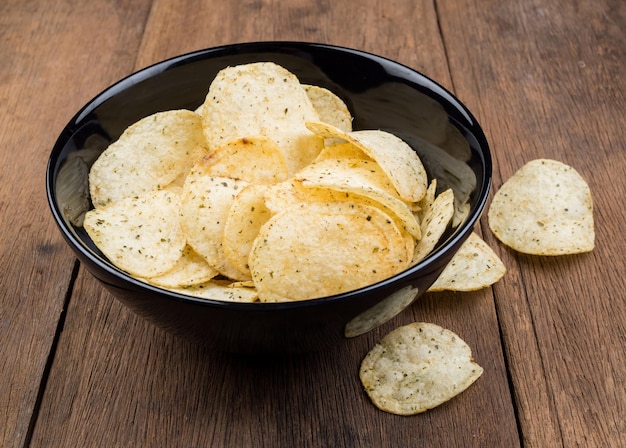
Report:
46,42,491,354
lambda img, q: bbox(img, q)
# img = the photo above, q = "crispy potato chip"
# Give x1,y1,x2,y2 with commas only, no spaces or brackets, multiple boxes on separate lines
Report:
360,322,483,415
412,189,455,264
305,122,428,202
249,202,411,302
201,62,323,174
181,173,250,280
295,158,421,239
223,184,272,276
263,179,303,214
83,189,185,278
303,84,352,133
427,233,506,292
488,159,595,255
314,142,371,163
168,280,258,302
89,110,208,208
198,136,289,185
141,245,219,288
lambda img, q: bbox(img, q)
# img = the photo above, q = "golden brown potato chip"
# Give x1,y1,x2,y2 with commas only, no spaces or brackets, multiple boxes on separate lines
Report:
222,184,272,276
427,233,506,292
249,202,411,302
412,189,455,264
89,110,208,208
198,136,289,185
488,159,595,255
201,62,323,174
295,158,421,239
83,189,186,278
180,173,250,280
305,122,428,202
314,142,371,163
303,84,352,133
141,245,219,288
360,322,483,415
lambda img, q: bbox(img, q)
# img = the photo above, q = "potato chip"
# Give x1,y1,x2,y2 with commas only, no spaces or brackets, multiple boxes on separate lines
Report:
295,158,421,239
314,142,371,163
359,322,483,415
180,173,250,280
141,245,219,288
488,159,595,255
222,184,272,276
201,62,323,174
303,85,352,133
263,179,303,214
305,122,428,202
83,189,186,278
412,189,455,265
168,280,258,302
249,201,411,302
198,136,289,185
427,233,506,292
89,110,208,208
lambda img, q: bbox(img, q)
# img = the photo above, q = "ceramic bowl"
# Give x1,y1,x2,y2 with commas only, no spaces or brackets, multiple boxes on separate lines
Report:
46,42,491,354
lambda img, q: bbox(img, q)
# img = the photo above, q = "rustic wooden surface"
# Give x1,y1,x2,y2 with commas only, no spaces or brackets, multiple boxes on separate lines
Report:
1,0,624,446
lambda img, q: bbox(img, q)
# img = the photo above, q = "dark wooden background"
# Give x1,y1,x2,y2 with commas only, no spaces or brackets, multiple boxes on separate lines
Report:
1,0,624,446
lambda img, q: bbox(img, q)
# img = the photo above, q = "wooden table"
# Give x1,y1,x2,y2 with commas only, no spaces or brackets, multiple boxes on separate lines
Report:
2,0,624,446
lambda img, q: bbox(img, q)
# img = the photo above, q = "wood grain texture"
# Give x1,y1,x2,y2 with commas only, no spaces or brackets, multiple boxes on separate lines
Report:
4,0,626,446
0,1,151,447
438,0,626,446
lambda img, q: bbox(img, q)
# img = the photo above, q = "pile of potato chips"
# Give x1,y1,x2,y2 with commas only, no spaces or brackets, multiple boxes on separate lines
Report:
84,61,494,303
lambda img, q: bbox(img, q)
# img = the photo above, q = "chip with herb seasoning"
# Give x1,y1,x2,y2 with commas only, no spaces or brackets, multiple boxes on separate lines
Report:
359,322,483,415
89,109,208,208
249,201,411,302
83,189,186,278
488,158,595,255
201,61,323,175
427,232,506,292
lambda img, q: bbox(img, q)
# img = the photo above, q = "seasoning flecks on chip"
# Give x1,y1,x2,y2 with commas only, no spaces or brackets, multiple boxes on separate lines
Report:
488,158,594,255
359,322,483,415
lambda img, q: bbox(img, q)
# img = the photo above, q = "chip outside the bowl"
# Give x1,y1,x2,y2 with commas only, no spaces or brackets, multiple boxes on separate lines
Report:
359,322,483,415
427,232,506,292
488,158,595,255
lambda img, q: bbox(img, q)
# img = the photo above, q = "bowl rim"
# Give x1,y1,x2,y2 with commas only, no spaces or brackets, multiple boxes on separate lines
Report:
46,40,492,311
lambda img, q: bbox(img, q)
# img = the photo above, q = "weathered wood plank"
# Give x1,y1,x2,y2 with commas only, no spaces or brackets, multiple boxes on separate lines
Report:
438,0,626,446
0,1,151,447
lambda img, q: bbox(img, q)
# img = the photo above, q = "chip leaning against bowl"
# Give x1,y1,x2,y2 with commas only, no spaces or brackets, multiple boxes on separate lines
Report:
83,61,456,303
